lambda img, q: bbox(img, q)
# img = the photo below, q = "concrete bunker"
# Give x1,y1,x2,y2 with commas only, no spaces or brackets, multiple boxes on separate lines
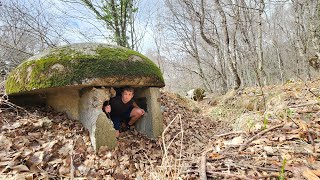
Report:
5,43,165,151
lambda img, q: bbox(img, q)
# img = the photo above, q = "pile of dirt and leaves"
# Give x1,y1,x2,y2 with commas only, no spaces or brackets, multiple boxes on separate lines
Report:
0,79,320,179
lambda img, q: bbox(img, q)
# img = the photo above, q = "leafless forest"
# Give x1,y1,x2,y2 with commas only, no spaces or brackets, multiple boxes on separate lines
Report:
1,0,320,94
1,1,320,179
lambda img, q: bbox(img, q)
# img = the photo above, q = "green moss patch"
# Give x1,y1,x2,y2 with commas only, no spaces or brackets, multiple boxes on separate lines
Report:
6,44,164,94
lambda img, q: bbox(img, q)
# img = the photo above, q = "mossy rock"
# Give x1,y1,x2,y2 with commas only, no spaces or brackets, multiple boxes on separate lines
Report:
194,88,205,101
6,43,165,95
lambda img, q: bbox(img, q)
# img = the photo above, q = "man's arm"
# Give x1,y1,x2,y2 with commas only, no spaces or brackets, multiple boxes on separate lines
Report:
133,102,145,114
132,102,140,108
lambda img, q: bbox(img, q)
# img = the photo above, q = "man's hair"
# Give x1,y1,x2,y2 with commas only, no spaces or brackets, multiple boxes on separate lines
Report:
122,86,134,93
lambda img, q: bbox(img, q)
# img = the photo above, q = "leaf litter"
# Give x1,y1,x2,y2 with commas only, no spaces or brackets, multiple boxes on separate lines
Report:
0,80,319,179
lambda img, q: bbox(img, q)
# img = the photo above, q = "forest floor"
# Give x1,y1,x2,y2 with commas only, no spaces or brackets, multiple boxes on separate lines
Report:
0,80,320,179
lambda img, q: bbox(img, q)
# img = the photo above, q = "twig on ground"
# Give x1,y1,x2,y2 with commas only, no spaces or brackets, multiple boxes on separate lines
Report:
295,74,320,98
229,162,279,172
288,116,299,127
207,171,253,180
307,131,316,153
162,114,180,159
0,97,29,116
215,131,246,137
205,167,229,171
296,109,320,114
239,122,285,152
177,113,184,177
70,142,74,179
288,101,320,108
200,149,212,180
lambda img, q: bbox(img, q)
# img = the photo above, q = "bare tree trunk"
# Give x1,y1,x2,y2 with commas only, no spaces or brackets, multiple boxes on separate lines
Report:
110,0,122,45
213,0,241,89
230,0,242,88
218,50,228,93
237,0,256,87
197,0,229,92
129,0,135,50
257,0,267,85
160,0,320,93
189,17,213,92
273,41,284,84
203,46,228,93
164,0,214,92
292,0,312,80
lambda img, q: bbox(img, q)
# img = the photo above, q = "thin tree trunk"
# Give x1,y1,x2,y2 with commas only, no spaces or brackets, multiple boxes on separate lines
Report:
110,0,121,46
121,1,128,47
214,0,241,89
293,0,312,80
130,0,135,50
258,0,267,85
190,21,212,92
274,42,284,84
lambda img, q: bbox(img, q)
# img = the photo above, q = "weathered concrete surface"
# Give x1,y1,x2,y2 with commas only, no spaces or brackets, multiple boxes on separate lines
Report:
78,87,116,151
45,87,117,151
135,88,163,138
47,89,79,120
95,113,117,150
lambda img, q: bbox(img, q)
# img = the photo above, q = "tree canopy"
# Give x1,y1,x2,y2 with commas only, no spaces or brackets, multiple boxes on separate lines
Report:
81,0,139,49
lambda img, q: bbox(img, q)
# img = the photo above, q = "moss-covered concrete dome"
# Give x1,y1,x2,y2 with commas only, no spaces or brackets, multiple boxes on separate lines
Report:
6,43,165,95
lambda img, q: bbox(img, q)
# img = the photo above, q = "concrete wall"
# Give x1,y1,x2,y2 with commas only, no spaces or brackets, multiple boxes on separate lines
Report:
135,87,163,138
47,89,79,120
95,113,117,151
78,87,116,151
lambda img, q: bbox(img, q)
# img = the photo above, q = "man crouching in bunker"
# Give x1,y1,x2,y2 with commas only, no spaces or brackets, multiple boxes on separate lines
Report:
102,86,145,137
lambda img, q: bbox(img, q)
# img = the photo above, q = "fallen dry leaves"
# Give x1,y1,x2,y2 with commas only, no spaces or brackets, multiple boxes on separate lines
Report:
200,81,320,179
0,79,320,179
0,92,218,179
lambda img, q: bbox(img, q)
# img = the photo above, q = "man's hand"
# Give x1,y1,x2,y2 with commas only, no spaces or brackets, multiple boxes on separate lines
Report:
104,105,111,113
140,108,145,115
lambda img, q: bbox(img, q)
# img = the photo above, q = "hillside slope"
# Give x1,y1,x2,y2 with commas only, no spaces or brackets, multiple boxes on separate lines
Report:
200,80,320,179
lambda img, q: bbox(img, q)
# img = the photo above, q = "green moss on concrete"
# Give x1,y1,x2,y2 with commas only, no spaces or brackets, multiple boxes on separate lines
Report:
6,44,164,94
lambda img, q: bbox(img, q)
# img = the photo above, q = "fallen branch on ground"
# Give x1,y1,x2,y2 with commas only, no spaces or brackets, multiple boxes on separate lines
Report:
288,101,319,108
200,149,213,180
239,122,285,152
215,131,246,137
228,162,279,172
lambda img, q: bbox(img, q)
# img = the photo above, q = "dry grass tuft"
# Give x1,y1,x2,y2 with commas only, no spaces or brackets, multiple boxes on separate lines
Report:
149,114,185,179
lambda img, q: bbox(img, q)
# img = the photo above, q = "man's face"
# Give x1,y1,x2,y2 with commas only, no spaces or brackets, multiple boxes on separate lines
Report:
122,90,134,103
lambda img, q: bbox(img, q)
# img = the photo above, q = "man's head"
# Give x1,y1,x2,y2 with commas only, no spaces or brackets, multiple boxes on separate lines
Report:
121,86,134,103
